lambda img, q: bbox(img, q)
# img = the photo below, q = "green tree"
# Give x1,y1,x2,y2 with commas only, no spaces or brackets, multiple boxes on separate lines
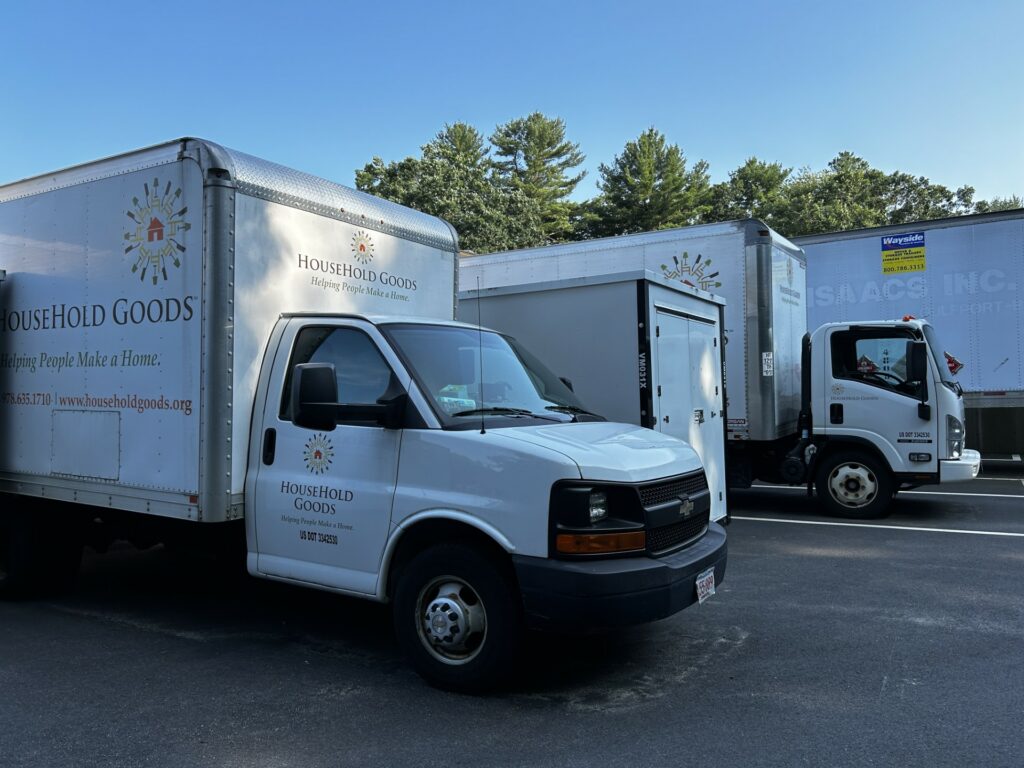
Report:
884,173,975,224
772,152,889,236
586,128,711,237
974,195,1023,214
355,123,545,253
490,113,586,241
707,157,791,225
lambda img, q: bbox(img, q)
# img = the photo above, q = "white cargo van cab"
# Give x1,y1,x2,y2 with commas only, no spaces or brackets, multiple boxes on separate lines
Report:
0,139,726,692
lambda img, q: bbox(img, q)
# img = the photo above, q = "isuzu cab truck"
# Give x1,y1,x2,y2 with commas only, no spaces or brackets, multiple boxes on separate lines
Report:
461,220,981,519
0,139,726,691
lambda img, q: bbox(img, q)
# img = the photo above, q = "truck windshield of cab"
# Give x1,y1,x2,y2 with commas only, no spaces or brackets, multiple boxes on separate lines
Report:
383,324,599,426
922,323,960,390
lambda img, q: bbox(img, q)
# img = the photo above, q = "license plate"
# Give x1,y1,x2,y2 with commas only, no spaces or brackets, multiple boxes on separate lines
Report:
695,567,716,604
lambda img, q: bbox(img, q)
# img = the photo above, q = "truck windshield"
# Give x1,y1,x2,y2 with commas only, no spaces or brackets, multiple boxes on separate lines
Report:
383,324,598,427
922,324,960,391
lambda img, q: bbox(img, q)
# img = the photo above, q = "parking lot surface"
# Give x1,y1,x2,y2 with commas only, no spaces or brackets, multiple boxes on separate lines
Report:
2,475,1022,768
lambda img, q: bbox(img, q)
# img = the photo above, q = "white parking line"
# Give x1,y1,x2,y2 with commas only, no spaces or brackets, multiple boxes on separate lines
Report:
748,484,1024,500
731,516,1024,538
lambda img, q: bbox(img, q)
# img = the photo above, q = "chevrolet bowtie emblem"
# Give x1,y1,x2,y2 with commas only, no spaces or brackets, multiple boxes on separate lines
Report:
679,498,694,518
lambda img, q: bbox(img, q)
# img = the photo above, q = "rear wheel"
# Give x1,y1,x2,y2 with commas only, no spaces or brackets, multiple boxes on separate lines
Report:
393,542,522,693
815,451,893,519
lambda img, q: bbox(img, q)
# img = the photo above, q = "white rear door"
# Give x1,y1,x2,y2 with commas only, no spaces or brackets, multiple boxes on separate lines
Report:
654,311,727,520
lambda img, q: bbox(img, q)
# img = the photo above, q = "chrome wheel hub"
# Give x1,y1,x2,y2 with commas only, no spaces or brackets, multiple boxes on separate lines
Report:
417,578,487,665
828,463,878,507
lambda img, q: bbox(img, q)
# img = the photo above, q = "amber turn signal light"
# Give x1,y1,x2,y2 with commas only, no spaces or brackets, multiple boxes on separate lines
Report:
556,531,646,555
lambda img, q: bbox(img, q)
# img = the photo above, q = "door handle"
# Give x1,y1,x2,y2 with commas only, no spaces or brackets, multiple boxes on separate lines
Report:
262,428,277,465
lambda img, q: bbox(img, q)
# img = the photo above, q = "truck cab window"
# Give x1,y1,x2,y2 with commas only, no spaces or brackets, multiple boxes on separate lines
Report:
280,327,394,420
831,330,920,396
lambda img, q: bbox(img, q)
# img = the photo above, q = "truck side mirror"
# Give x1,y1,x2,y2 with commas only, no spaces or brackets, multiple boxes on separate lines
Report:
907,341,931,419
908,341,928,384
292,363,339,431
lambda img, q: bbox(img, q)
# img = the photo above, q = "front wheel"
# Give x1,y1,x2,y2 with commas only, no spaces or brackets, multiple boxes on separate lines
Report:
393,543,523,693
815,451,893,519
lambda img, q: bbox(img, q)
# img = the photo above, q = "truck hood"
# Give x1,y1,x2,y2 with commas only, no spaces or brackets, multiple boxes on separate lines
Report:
493,422,702,483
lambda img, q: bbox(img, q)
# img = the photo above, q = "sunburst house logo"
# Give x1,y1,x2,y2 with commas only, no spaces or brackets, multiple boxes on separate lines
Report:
351,230,375,264
123,177,190,285
660,251,722,292
304,433,335,475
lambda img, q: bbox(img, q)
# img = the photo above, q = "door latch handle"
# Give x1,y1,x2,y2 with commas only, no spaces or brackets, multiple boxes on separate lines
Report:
262,428,277,465
693,409,705,424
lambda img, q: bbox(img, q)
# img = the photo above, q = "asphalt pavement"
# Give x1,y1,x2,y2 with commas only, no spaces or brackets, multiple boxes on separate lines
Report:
2,473,1022,768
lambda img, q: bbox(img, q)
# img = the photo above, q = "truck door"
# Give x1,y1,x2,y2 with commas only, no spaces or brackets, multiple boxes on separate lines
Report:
654,310,726,518
251,320,403,595
824,327,938,475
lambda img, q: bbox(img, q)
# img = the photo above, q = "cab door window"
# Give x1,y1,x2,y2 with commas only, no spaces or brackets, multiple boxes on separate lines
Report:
280,327,394,421
831,330,923,398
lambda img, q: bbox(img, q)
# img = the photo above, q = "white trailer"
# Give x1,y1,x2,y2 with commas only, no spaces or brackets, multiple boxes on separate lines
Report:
0,139,727,691
458,270,728,523
795,209,1024,458
461,220,981,519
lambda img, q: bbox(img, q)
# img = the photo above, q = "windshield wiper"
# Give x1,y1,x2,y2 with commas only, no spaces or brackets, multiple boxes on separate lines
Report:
451,407,560,421
545,405,603,419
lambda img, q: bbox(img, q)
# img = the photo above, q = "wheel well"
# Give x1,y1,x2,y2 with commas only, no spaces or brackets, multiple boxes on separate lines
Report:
813,439,891,478
384,519,513,600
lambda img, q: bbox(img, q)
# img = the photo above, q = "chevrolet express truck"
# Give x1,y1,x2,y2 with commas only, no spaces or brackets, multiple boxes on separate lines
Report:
0,139,726,691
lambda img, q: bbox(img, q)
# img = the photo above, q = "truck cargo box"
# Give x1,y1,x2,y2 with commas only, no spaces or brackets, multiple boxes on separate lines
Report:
0,138,458,522
459,220,806,444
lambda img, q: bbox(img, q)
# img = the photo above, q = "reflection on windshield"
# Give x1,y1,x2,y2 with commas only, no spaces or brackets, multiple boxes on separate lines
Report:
384,324,594,424
922,324,958,387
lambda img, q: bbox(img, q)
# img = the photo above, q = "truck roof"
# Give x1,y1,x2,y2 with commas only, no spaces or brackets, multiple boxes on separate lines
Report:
0,137,459,254
820,318,931,330
280,312,490,331
463,219,801,264
791,208,1024,244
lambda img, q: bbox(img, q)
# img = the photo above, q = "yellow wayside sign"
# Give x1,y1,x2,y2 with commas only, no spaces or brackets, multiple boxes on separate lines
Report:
881,231,926,274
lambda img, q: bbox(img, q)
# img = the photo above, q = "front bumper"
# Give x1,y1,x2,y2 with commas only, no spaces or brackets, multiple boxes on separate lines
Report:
512,522,727,630
940,448,982,483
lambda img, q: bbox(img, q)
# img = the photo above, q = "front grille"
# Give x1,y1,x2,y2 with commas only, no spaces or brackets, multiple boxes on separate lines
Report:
647,509,710,554
639,472,708,508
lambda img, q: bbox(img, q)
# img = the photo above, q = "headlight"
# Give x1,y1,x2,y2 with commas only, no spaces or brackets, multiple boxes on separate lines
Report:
549,483,644,557
947,415,964,459
588,491,608,523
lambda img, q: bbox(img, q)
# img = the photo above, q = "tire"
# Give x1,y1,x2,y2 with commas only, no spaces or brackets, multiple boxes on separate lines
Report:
815,451,894,519
392,542,523,693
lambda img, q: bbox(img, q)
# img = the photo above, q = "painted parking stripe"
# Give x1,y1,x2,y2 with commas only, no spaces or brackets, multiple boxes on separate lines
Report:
748,484,1024,500
732,516,1024,538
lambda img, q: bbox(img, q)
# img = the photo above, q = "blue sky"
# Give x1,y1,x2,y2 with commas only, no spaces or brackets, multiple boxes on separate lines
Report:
3,0,1022,204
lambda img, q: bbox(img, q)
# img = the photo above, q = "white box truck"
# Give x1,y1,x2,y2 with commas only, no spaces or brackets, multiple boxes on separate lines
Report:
795,209,1024,459
460,220,981,519
458,270,728,523
0,139,727,691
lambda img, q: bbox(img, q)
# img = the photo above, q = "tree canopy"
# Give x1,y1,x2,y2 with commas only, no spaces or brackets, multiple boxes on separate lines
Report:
490,113,586,241
355,123,544,253
586,128,711,238
354,114,1020,252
